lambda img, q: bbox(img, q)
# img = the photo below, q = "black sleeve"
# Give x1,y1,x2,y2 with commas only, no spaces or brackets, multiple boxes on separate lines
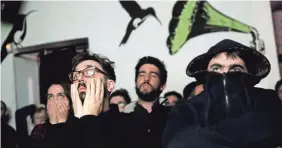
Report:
15,104,36,148
79,115,107,148
162,100,196,148
79,106,122,148
43,117,79,148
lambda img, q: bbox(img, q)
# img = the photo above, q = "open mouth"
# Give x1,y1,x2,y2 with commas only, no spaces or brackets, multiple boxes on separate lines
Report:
79,87,86,92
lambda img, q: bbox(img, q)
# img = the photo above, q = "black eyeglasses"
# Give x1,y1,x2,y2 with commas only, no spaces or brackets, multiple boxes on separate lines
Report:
68,66,109,81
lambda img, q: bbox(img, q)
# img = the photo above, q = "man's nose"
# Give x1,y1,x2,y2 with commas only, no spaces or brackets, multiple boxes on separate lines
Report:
77,73,86,82
223,68,229,73
144,74,150,81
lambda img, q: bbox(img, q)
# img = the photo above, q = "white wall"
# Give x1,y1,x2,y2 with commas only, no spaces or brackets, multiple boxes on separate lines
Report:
4,1,278,102
14,56,40,108
1,54,17,128
1,22,17,128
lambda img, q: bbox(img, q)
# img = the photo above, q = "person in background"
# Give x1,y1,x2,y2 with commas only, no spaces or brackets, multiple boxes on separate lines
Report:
183,81,204,100
16,104,47,148
46,81,72,125
1,100,17,148
32,81,72,148
120,56,170,148
109,88,132,112
163,91,182,106
275,79,282,101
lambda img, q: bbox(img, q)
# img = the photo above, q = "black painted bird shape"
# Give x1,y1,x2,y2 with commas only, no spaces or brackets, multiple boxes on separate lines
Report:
119,0,162,46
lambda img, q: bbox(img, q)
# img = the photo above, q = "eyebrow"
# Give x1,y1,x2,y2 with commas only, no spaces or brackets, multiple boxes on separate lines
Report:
47,92,65,96
138,71,159,76
229,64,246,70
209,63,222,68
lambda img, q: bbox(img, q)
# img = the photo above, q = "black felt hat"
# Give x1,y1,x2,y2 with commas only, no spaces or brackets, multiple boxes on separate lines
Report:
186,39,270,80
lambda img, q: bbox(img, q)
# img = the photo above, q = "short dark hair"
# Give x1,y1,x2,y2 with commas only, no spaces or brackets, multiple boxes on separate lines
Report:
109,88,132,104
183,81,199,99
135,56,167,86
164,91,183,100
71,52,116,82
275,79,282,93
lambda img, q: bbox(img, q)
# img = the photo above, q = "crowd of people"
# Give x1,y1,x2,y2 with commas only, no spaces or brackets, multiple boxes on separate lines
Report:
1,39,282,148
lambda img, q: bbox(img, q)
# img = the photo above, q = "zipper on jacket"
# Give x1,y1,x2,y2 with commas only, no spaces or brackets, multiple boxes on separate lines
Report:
223,76,229,117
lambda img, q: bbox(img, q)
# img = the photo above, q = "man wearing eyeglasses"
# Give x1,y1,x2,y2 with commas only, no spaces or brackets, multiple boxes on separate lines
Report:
44,54,170,148
68,52,116,118
44,52,117,148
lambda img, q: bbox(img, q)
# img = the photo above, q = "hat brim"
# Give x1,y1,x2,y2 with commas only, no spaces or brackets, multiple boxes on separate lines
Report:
186,46,271,79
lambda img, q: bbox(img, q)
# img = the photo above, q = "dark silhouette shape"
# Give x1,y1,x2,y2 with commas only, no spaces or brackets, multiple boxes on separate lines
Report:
1,10,37,63
119,1,162,46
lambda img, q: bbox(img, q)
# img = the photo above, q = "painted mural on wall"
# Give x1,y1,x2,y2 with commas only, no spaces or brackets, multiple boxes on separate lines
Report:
119,0,162,46
167,0,265,55
1,10,37,63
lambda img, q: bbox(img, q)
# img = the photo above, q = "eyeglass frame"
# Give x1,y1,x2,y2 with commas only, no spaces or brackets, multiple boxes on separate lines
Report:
68,66,109,82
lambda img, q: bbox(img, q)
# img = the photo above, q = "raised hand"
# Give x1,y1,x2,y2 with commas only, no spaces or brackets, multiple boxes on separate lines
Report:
83,78,104,116
47,98,57,124
54,97,69,123
71,83,83,118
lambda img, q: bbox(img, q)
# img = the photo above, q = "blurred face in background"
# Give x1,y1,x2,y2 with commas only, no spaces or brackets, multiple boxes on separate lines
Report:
165,95,178,106
33,109,46,125
110,96,127,112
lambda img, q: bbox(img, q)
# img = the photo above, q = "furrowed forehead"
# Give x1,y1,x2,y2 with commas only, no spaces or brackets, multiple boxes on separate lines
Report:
75,60,103,71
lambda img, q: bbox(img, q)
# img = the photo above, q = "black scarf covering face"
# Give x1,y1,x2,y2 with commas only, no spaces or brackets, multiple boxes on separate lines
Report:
163,72,282,147
203,72,255,125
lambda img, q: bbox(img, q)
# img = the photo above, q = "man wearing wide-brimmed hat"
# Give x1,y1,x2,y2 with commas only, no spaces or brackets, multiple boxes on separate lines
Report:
163,39,282,148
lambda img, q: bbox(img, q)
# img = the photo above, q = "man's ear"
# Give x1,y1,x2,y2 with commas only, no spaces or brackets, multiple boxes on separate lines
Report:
107,80,115,92
160,83,166,91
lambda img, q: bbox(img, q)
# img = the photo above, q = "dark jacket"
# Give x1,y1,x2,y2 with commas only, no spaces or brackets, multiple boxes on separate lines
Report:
163,74,282,148
43,103,170,148
16,104,36,148
117,102,170,148
1,120,17,148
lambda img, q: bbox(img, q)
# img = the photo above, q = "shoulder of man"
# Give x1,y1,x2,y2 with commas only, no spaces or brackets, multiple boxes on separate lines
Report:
252,87,282,111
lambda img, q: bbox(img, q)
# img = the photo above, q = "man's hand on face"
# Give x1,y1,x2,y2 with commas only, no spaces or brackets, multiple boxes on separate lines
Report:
83,78,104,116
54,97,69,123
47,99,58,124
71,83,83,118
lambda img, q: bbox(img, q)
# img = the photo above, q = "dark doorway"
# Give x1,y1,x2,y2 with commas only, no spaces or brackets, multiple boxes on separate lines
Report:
14,38,88,105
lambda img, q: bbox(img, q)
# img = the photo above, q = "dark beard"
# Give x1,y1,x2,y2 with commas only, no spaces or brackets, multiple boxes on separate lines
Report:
135,83,162,102
78,82,87,104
